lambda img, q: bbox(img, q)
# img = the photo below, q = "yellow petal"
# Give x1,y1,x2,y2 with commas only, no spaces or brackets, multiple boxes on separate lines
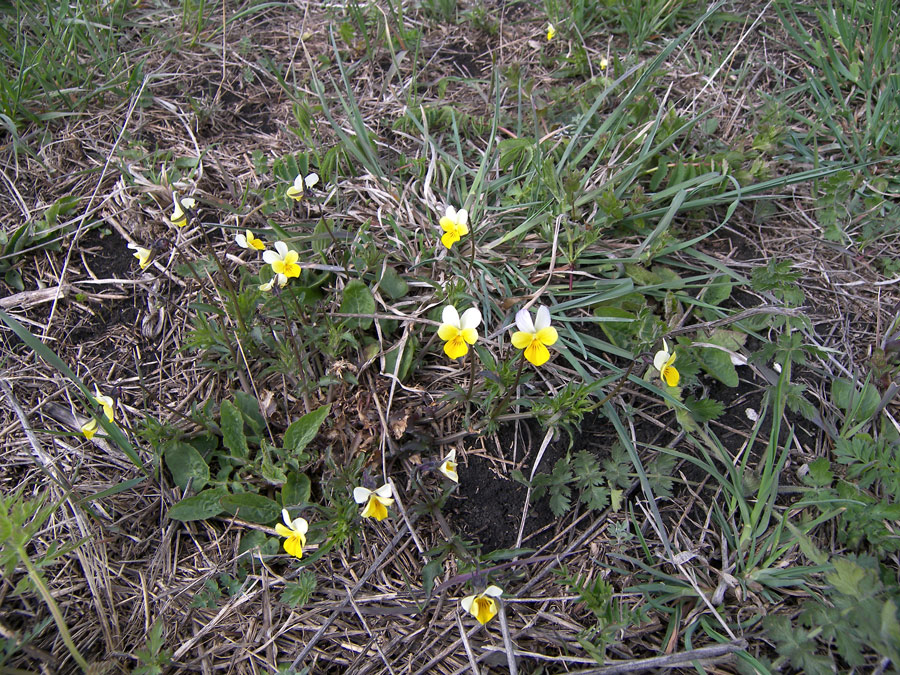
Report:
275,523,294,538
511,331,533,349
282,533,305,559
438,324,459,341
441,230,460,249
662,365,680,387
524,340,550,366
535,326,558,346
81,418,98,439
283,261,301,278
439,459,459,482
361,496,389,521
473,596,497,624
460,327,478,345
287,186,304,201
444,336,469,359
439,216,455,233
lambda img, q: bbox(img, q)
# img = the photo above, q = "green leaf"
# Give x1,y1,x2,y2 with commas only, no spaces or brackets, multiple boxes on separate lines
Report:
422,558,444,599
220,400,249,459
239,529,280,556
378,266,408,299
283,404,331,456
684,395,724,422
382,337,416,381
694,344,739,387
219,493,281,524
281,571,317,607
282,472,311,506
163,440,210,491
701,275,732,307
340,279,375,329
831,377,880,423
168,488,227,521
827,557,867,597
233,391,265,435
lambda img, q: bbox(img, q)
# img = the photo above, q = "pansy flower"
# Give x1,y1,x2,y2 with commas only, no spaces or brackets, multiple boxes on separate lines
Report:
654,339,679,387
81,387,115,439
546,23,556,40
287,173,319,201
170,193,196,228
275,509,308,559
439,449,459,483
353,483,394,521
236,230,265,251
437,305,481,359
263,241,301,281
461,585,503,625
439,205,469,249
128,242,153,270
511,305,558,367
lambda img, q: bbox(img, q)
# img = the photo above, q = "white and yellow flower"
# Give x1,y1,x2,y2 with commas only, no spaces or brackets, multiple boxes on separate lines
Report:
437,305,481,360
170,193,196,228
654,339,679,387
128,242,153,270
461,585,503,625
353,483,394,521
439,205,469,249
439,449,459,483
599,56,609,70
81,387,115,439
511,305,558,367
236,230,265,251
546,23,556,41
275,508,308,559
262,241,301,281
287,173,319,201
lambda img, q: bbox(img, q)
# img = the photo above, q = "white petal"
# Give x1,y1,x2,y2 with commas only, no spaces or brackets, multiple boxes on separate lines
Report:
236,234,248,248
662,339,670,353
262,250,278,265
293,174,305,190
444,449,456,463
460,307,482,330
460,595,475,612
456,209,468,226
441,305,461,329
653,350,669,372
276,273,288,287
534,305,551,331
515,308,535,333
127,242,139,251
274,240,289,257
483,585,503,597
305,173,319,188
353,486,372,504
182,197,196,209
282,509,293,527
444,205,457,221
374,483,393,499
291,517,308,534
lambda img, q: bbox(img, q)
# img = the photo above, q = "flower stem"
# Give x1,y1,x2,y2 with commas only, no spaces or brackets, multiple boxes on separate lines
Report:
489,353,525,422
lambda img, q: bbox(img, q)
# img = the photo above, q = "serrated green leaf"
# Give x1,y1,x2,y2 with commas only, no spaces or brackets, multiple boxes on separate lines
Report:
219,493,281,524
220,400,249,459
695,345,739,387
684,395,724,422
702,275,732,307
283,404,330,456
168,488,227,521
163,440,210,491
827,557,867,597
340,279,375,329
283,472,311,506
281,571,317,607
239,529,280,556
549,490,571,517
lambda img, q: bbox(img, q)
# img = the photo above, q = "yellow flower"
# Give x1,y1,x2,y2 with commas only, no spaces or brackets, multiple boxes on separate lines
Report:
259,273,288,292
599,56,609,70
511,305,558,367
546,23,556,41
654,339,679,387
439,449,459,482
439,205,469,249
81,387,115,439
236,230,265,251
353,483,394,521
170,193,196,228
275,508,308,559
128,242,153,270
263,241,301,280
81,418,99,439
287,173,319,201
461,585,503,625
437,305,481,359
